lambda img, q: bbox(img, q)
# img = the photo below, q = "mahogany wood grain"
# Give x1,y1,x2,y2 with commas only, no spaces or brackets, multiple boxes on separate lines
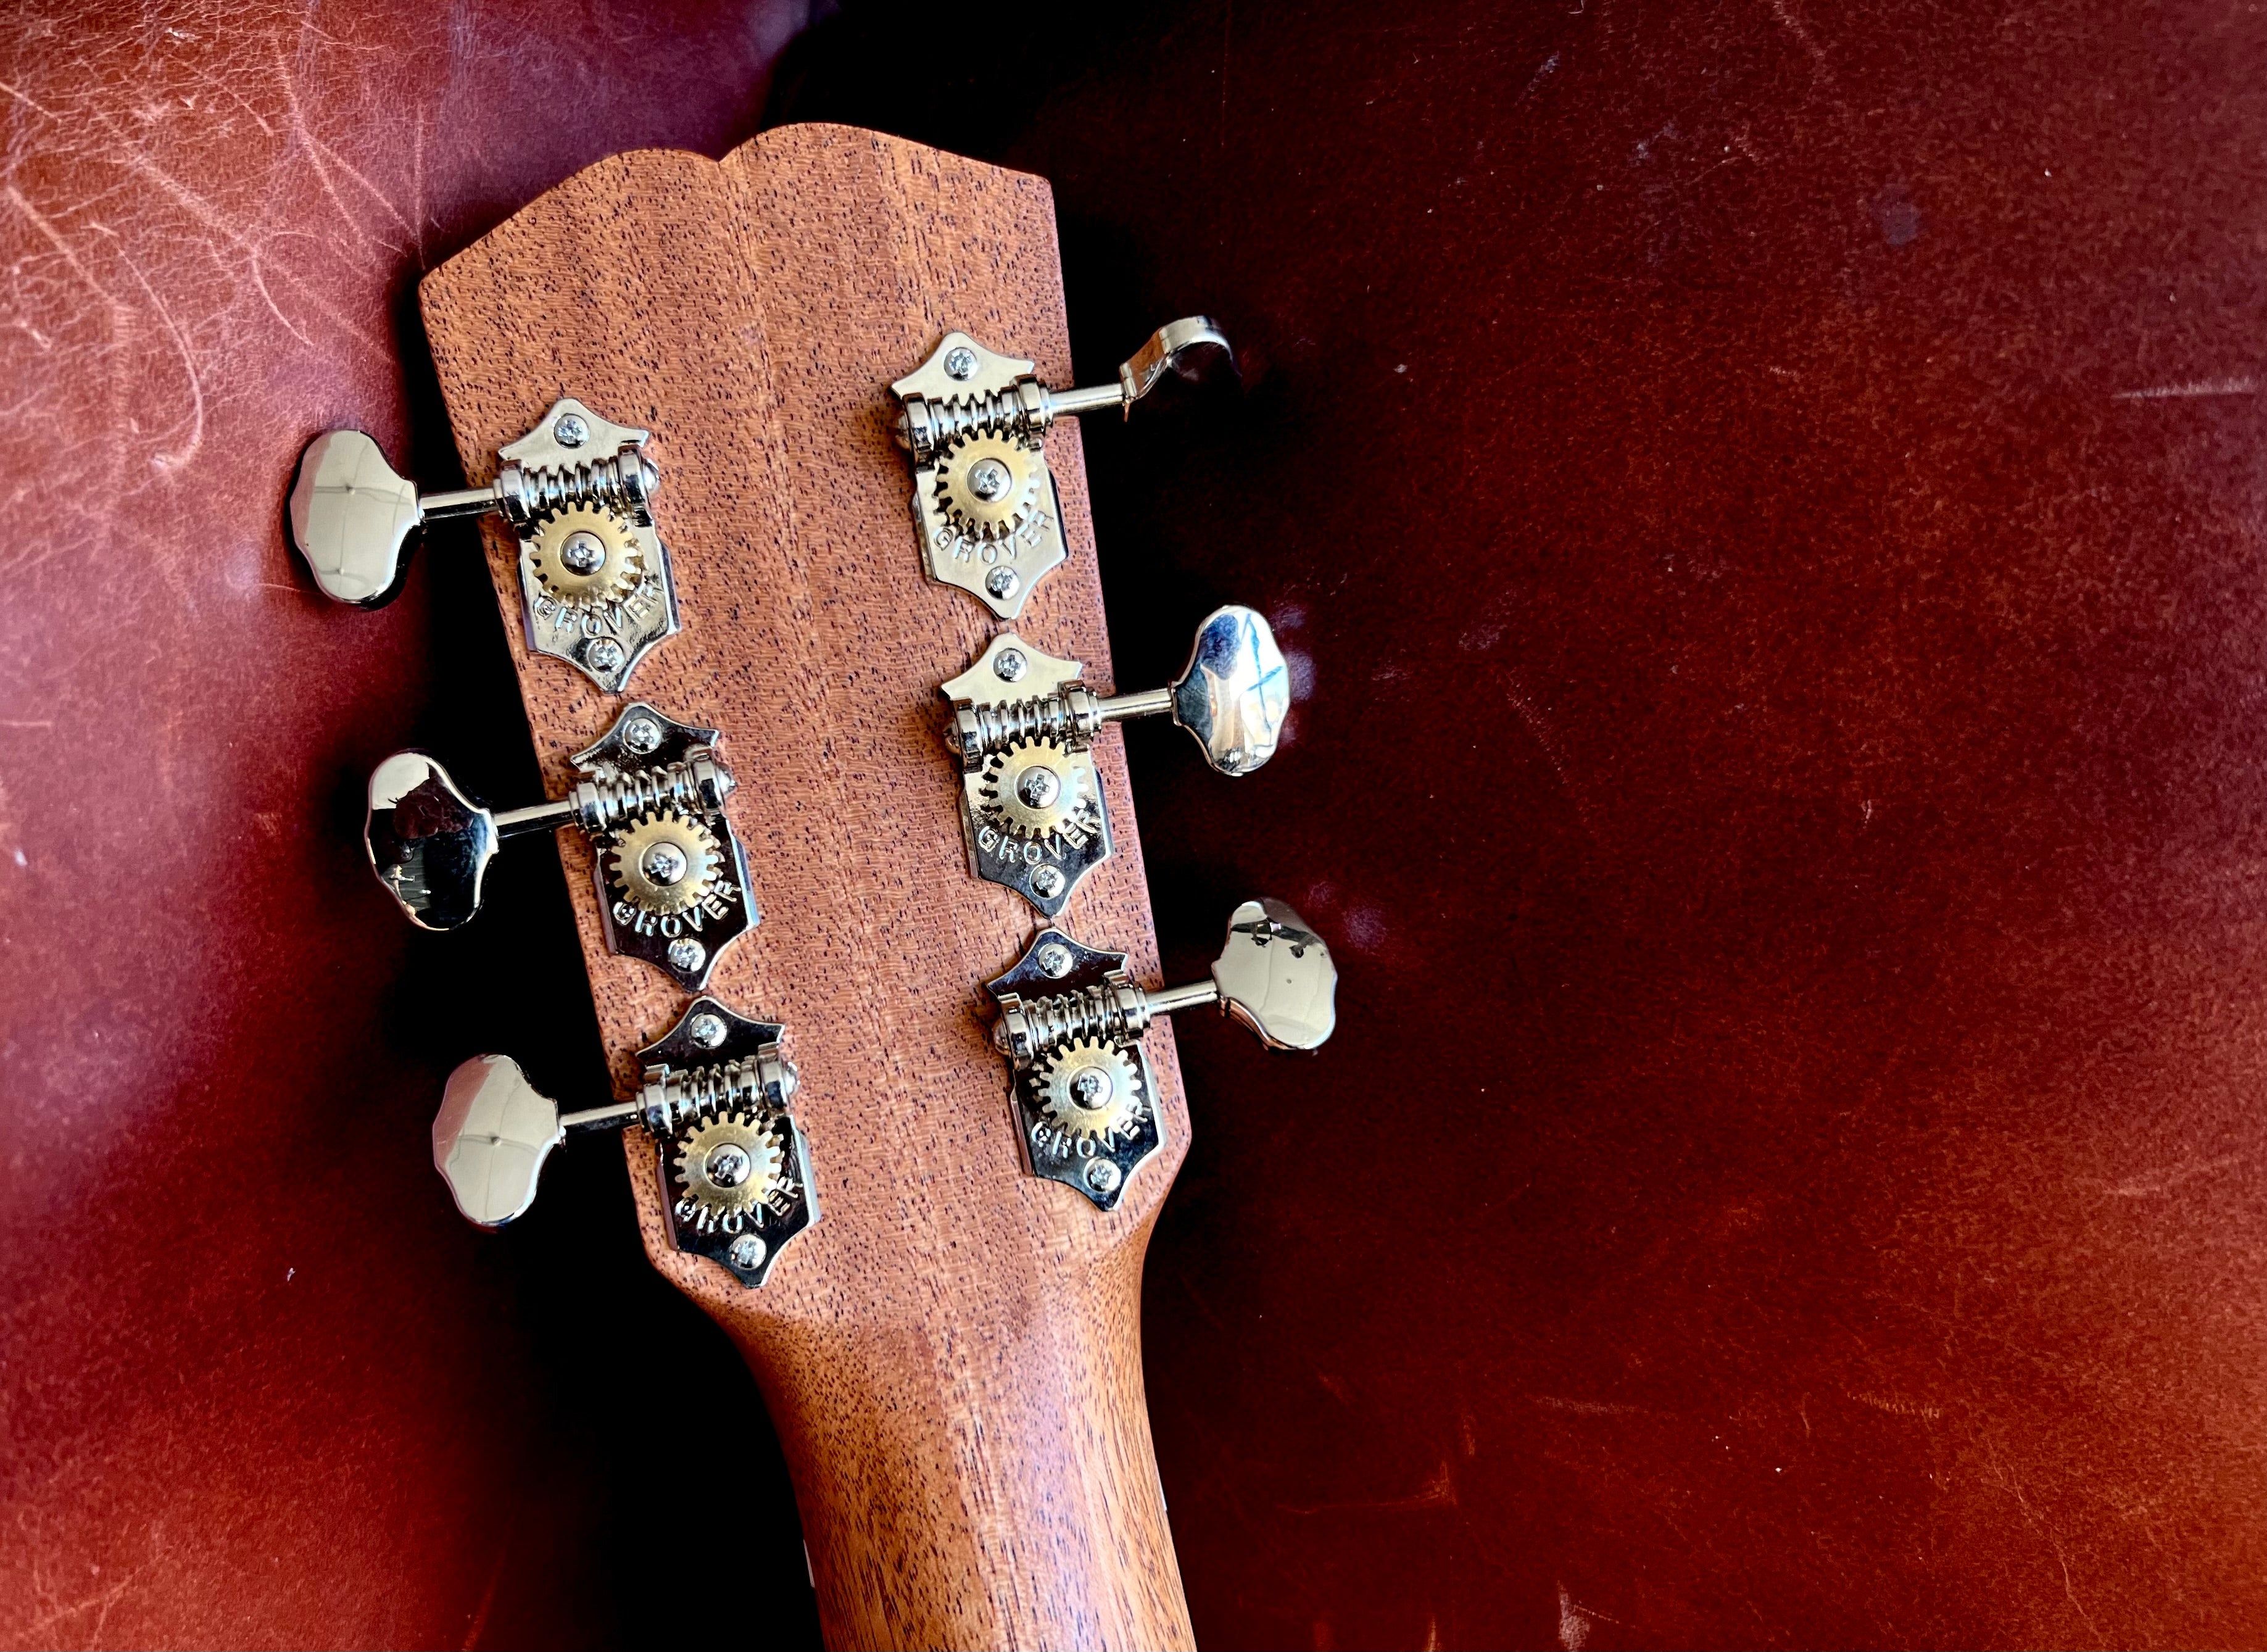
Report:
418,125,1193,1651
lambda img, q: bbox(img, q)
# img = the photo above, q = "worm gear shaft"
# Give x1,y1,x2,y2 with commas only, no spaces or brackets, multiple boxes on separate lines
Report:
606,811,721,916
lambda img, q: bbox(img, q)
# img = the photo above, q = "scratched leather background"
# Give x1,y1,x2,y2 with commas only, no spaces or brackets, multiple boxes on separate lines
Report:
4,1,2265,1648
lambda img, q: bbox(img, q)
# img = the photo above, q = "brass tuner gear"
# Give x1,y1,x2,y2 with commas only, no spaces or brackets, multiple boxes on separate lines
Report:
673,1111,785,1223
1035,1038,1146,1144
934,433,1042,540
528,504,644,607
976,737,1090,841
607,811,721,916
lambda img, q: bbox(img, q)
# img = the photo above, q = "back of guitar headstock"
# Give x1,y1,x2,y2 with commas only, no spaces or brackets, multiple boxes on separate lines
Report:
402,125,1250,1649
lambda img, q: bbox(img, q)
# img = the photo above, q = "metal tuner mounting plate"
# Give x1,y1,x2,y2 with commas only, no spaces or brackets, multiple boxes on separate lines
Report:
889,317,1233,618
984,897,1338,1210
363,702,756,989
433,997,815,1288
939,606,1291,915
288,397,679,690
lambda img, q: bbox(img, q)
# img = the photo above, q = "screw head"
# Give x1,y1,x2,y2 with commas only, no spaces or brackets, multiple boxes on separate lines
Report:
985,565,1021,600
642,841,688,886
943,345,978,380
1068,1066,1113,1109
558,530,607,575
994,648,1029,682
1016,765,1061,810
689,1011,727,1048
1084,1160,1122,1196
1029,865,1065,900
553,413,589,447
622,715,663,754
706,1143,752,1188
728,1234,768,1271
666,937,707,974
968,457,1011,501
1036,942,1074,978
586,637,626,675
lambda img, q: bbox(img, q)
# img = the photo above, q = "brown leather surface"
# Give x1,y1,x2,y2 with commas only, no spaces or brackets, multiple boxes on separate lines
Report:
5,0,2265,1648
792,4,2267,1645
0,6,823,1648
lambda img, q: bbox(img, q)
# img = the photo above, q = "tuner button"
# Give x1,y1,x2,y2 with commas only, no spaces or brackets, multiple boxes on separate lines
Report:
288,431,423,607
1117,315,1236,410
1212,897,1337,1051
1172,606,1291,776
357,705,755,985
434,1055,565,1229
363,753,500,931
286,402,676,686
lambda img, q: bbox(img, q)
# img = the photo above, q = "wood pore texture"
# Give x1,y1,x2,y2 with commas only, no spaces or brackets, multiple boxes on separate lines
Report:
419,125,1193,1652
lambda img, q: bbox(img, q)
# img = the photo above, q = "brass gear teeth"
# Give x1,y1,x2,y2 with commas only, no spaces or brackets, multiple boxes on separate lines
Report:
934,433,1043,541
673,1111,785,1222
1035,1039,1146,1144
606,811,722,916
976,737,1092,842
528,504,644,607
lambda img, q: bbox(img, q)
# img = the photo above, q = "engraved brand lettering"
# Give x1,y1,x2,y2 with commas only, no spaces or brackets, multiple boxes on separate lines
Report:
1029,1118,1117,1163
984,833,1048,867
527,562,661,631
935,505,1056,566
614,876,740,936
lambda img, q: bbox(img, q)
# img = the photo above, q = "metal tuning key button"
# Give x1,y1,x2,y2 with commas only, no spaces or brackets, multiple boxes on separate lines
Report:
939,605,1290,915
985,898,1337,1211
287,397,680,691
432,998,815,1287
889,317,1235,618
362,702,756,989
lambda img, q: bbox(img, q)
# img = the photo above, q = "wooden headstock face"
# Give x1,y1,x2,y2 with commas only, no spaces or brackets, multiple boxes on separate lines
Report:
418,126,1195,1648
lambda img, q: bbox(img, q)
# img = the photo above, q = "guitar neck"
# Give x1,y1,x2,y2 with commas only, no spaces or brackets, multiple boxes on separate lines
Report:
419,125,1195,1648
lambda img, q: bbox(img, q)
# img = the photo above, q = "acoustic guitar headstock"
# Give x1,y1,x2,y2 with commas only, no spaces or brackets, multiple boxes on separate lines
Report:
288,123,1336,1648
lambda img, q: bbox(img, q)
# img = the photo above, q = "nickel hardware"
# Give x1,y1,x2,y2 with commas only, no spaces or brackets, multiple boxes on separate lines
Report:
288,397,679,691
940,605,1290,916
985,897,1337,1210
362,702,754,990
889,318,1233,618
434,997,813,1287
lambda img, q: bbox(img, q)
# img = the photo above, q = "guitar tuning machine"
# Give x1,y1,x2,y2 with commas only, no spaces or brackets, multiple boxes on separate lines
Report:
288,397,681,691
889,317,1235,618
433,997,816,1287
986,898,1337,1210
362,702,756,989
939,605,1290,916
